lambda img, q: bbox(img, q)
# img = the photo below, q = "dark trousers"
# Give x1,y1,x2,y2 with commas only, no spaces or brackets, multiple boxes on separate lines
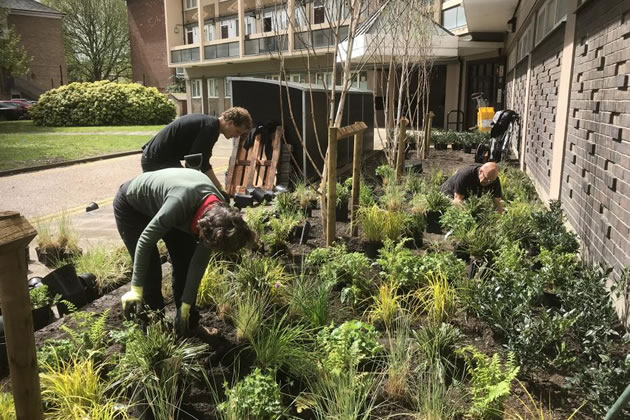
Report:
113,182,200,326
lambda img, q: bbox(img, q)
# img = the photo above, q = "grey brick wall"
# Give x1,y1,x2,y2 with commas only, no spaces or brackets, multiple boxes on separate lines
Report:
526,27,564,196
512,60,529,122
563,0,630,270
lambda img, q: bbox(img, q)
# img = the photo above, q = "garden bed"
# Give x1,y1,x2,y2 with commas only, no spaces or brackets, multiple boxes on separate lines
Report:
1,149,628,419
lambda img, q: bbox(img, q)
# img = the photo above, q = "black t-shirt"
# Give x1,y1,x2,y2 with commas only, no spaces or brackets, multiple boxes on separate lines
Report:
142,114,220,173
441,164,502,199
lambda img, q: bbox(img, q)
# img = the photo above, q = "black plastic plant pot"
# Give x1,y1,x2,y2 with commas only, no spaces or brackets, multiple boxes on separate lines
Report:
453,246,470,263
463,145,472,154
405,232,424,249
404,161,423,175
36,247,82,268
291,221,311,245
79,272,100,302
250,187,267,204
42,264,86,302
336,201,349,222
233,193,254,209
364,240,383,259
32,305,53,331
542,291,562,309
469,143,479,153
425,211,443,234
56,291,88,316
452,143,462,151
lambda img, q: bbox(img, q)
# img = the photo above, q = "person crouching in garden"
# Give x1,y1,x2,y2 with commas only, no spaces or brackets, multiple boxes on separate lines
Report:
114,167,253,336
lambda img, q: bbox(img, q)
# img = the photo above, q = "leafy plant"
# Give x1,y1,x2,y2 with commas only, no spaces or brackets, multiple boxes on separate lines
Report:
383,315,416,400
249,313,314,378
497,201,538,247
230,289,268,342
243,206,270,239
440,204,476,240
317,320,383,376
380,183,406,212
306,244,372,297
531,201,579,254
457,346,520,419
197,256,230,311
336,180,352,206
41,357,129,420
375,164,395,185
419,188,451,213
273,191,301,216
36,213,81,264
358,205,386,242
366,280,403,330
0,392,15,420
415,271,458,324
287,275,330,328
293,179,319,211
231,255,291,294
377,240,426,289
29,284,52,309
32,81,175,126
383,210,407,242
359,177,375,207
405,172,425,195
72,246,131,293
262,212,303,252
218,368,284,420
414,322,464,381
611,265,630,332
112,321,207,419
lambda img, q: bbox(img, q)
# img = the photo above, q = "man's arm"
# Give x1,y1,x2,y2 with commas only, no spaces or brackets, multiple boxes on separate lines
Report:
204,167,223,190
453,192,465,205
493,197,504,213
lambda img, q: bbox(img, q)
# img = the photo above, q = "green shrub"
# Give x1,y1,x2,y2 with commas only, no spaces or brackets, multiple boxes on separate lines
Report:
317,320,383,375
218,368,284,420
29,284,52,309
31,81,175,126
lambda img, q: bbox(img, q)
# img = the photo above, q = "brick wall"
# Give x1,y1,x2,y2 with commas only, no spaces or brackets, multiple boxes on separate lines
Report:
525,27,564,196
563,0,630,270
7,14,66,95
127,0,173,91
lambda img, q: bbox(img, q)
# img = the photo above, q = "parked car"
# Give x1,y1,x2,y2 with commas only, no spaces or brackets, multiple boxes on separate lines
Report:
0,102,25,121
0,100,31,119
5,99,32,109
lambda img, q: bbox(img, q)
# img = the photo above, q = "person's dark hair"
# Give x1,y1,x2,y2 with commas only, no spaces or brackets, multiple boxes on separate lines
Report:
197,203,254,252
221,107,252,130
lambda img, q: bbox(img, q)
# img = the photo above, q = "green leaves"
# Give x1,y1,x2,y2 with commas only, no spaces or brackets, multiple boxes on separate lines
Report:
218,368,284,420
31,81,176,126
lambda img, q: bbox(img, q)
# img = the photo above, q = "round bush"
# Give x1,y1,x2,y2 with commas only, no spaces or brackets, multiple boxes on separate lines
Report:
31,81,176,126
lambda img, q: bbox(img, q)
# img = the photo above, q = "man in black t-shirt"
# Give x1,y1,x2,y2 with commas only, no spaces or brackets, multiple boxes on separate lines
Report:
441,162,504,213
141,107,252,193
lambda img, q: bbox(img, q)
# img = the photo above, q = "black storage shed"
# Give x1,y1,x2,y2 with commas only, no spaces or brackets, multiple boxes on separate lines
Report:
228,77,374,180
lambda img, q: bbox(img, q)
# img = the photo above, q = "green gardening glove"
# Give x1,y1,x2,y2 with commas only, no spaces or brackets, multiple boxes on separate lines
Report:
121,285,143,320
175,302,192,337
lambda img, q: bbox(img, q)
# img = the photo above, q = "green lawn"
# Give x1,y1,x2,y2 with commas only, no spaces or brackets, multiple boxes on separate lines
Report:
0,120,165,134
0,121,165,171
0,133,153,171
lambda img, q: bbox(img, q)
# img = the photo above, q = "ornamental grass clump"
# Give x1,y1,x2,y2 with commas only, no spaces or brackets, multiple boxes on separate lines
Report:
72,246,131,293
287,274,331,328
37,212,81,266
358,205,385,243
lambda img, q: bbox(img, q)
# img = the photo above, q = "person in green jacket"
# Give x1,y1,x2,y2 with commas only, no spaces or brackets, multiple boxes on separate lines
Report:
114,168,253,336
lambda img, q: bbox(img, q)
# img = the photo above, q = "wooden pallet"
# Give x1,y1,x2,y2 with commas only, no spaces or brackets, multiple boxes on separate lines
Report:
225,126,283,195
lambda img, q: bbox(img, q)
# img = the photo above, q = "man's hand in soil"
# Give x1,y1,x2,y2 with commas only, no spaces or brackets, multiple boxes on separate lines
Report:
175,302,192,337
121,285,143,320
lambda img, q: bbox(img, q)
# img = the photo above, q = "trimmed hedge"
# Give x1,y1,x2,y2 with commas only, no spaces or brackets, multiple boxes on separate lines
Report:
31,81,176,126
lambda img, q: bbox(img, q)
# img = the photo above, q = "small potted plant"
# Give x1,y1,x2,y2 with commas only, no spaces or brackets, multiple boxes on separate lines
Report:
359,205,386,258
375,164,395,186
405,209,426,249
432,131,449,150
414,189,451,234
35,215,82,268
462,133,474,154
292,181,319,217
335,180,352,222
451,132,465,151
29,284,55,330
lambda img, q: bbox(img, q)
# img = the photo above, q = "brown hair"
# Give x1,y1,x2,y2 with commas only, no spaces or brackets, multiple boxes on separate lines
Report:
196,203,254,253
221,107,252,130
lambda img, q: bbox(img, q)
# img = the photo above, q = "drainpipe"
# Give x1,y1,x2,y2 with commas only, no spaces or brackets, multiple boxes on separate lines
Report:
457,57,463,130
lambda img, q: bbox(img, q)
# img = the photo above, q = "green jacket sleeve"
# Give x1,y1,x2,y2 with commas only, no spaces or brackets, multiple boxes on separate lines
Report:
180,244,212,306
131,196,186,288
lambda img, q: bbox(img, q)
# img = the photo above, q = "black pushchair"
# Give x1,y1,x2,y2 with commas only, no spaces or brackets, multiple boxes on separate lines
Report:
475,110,520,163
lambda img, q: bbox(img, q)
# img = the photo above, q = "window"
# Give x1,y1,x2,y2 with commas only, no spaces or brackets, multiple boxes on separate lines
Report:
313,0,325,24
295,4,307,27
191,79,202,98
535,0,567,44
185,24,199,44
224,79,231,98
289,73,306,83
442,5,466,30
351,71,368,89
245,16,256,35
175,67,185,77
185,0,197,10
316,72,332,86
204,22,215,41
207,78,218,97
263,14,272,32
265,74,280,81
263,8,288,32
221,17,238,39
517,22,533,62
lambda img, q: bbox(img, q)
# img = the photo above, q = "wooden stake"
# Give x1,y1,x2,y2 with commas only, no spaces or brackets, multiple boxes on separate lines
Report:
0,212,43,420
395,118,409,181
326,126,338,246
350,131,364,237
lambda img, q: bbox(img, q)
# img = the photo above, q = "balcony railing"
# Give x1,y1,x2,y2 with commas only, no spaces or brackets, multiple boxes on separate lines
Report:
204,41,240,59
244,35,288,55
294,26,349,50
171,47,200,63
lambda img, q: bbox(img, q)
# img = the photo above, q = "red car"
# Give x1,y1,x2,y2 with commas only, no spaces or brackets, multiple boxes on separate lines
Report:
0,100,31,119
0,102,26,121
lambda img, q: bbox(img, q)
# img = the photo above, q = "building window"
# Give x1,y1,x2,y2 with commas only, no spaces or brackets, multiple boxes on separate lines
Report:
207,78,218,97
224,79,231,98
517,22,534,63
185,24,199,44
351,71,368,89
245,16,256,35
204,22,215,41
535,0,567,45
191,79,202,98
175,67,185,77
265,74,280,81
313,0,325,24
289,73,306,83
263,8,288,32
442,5,466,30
185,0,197,10
221,17,238,39
295,4,307,27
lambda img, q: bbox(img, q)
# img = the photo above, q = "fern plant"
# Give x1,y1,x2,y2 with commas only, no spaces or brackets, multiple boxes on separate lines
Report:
457,346,520,419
